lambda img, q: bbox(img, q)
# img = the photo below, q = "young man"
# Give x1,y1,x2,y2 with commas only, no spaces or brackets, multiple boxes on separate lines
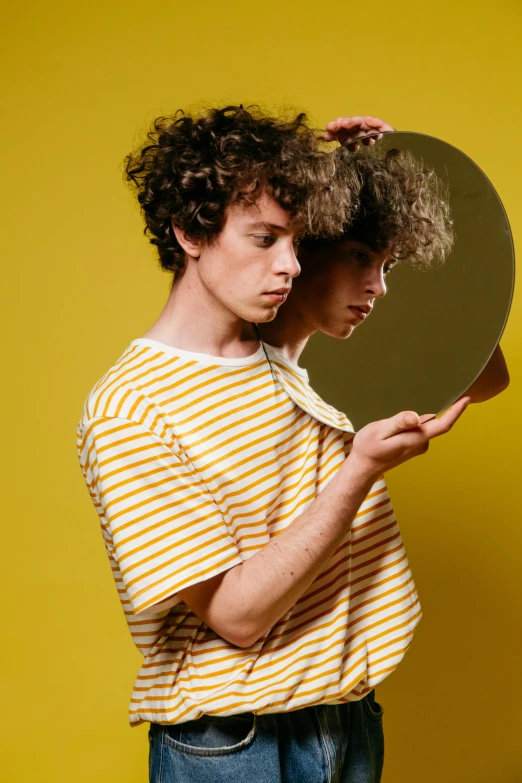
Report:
76,106,470,783
260,143,510,402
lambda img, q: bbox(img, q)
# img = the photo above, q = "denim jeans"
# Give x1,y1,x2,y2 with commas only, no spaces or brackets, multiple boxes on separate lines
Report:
148,690,384,783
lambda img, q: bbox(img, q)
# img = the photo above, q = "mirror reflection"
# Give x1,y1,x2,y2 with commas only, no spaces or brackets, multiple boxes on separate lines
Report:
262,132,514,431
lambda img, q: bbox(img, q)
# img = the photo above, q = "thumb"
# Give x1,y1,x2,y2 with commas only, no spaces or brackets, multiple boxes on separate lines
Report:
382,411,420,439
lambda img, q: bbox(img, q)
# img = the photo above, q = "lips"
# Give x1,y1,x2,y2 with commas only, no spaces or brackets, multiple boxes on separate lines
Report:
349,304,373,322
267,289,291,295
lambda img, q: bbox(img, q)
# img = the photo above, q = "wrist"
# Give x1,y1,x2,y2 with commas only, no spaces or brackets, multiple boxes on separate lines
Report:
343,450,381,486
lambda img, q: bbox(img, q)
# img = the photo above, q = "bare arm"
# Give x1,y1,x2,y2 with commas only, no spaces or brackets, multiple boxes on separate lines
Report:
178,456,375,647
464,344,510,403
178,398,471,648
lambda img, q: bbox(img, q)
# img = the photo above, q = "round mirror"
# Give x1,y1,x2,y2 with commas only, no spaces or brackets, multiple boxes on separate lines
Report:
299,131,515,431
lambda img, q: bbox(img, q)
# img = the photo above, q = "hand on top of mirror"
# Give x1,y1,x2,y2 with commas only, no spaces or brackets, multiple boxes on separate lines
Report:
323,116,395,150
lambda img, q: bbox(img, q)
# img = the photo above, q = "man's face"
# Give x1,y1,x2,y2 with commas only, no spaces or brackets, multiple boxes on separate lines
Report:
294,239,398,339
193,192,301,324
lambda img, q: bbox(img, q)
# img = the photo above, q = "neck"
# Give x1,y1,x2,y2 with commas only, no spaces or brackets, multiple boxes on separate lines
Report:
259,298,315,365
142,264,259,358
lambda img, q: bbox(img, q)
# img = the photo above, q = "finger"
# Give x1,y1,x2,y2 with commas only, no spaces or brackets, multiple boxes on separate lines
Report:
363,116,395,132
347,129,383,146
324,118,344,131
326,116,365,131
327,116,395,135
381,411,421,439
324,131,361,143
421,397,471,440
338,128,371,144
324,124,366,142
455,394,473,404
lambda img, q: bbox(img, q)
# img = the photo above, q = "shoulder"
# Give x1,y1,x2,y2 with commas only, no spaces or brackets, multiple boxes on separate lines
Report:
77,339,181,445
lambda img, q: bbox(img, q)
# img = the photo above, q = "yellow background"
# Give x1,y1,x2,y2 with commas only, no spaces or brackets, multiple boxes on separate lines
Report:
2,1,521,781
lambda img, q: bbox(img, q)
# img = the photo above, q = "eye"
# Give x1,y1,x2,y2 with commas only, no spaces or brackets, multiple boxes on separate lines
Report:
253,234,276,246
352,250,369,263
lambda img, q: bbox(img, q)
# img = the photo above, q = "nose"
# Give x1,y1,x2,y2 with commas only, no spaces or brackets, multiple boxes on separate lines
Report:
274,239,301,279
363,266,387,299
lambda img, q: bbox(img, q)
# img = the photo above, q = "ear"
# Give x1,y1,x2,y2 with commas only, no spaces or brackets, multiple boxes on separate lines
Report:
172,221,202,259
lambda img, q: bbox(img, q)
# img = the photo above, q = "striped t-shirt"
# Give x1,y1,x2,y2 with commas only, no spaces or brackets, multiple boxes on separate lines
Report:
76,337,422,727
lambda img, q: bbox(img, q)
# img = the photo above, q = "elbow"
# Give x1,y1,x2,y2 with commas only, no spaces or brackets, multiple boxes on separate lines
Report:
206,611,262,649
500,367,511,392
193,618,258,649
465,344,510,404
222,610,270,648
470,374,510,404
231,635,257,649
226,623,263,649
486,368,510,401
484,349,511,400
217,632,258,649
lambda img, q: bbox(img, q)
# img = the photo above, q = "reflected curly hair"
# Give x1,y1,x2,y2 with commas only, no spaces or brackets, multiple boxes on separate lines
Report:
124,105,354,274
303,145,454,267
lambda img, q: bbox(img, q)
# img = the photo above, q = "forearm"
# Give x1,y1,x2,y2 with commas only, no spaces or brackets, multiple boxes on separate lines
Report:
205,455,377,647
179,401,464,648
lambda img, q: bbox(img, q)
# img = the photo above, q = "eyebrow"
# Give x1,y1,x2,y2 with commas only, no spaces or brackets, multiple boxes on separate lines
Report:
245,221,291,232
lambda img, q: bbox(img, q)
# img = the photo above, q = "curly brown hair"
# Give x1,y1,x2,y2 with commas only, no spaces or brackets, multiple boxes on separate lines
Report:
124,104,354,274
302,144,454,266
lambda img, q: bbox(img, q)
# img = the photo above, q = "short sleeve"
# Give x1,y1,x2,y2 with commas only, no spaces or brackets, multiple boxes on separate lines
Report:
77,416,242,615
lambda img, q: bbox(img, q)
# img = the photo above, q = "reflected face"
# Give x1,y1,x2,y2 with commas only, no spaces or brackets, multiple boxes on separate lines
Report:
294,239,398,339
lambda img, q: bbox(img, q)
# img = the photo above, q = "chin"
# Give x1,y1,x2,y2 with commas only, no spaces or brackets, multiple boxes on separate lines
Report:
324,325,354,340
251,306,279,323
